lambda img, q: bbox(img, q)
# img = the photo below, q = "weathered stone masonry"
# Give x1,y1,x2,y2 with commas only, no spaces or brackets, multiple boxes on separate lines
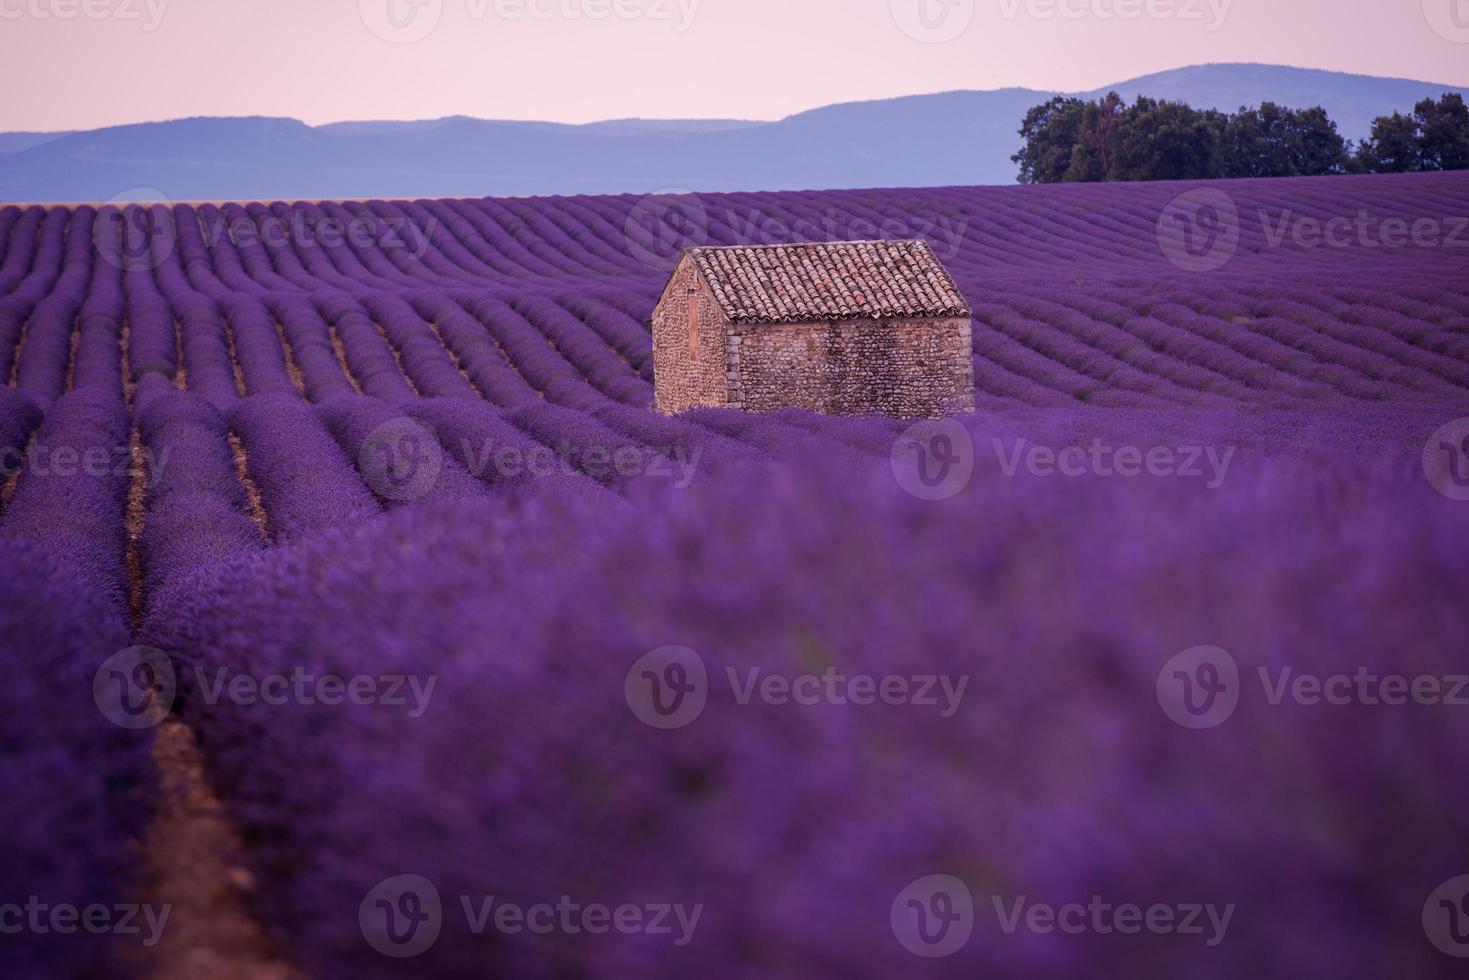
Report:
653,240,975,419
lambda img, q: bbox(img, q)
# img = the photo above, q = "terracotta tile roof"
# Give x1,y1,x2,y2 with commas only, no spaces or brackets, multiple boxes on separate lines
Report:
685,240,972,325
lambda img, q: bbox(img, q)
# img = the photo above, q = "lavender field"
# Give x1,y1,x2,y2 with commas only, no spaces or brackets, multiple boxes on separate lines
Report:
2,171,1468,978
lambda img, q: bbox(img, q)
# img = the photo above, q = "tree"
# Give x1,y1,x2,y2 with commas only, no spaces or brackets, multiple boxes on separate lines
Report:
1220,103,1346,178
1111,98,1224,181
1291,106,1350,176
1012,97,1087,185
1357,94,1469,173
1358,112,1421,173
1062,92,1125,182
1012,95,1345,183
1413,93,1469,171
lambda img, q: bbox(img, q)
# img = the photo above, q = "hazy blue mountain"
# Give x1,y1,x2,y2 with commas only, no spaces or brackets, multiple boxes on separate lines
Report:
0,131,74,156
1083,63,1469,142
1,64,1464,203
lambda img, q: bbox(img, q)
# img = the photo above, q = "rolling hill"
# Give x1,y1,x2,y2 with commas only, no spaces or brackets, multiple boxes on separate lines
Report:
1,64,1465,203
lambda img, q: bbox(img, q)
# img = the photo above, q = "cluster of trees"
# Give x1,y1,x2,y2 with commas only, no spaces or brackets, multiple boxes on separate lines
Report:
1357,95,1469,173
1013,93,1469,183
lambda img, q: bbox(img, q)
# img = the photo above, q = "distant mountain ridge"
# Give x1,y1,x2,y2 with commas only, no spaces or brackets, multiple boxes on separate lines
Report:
2,64,1465,204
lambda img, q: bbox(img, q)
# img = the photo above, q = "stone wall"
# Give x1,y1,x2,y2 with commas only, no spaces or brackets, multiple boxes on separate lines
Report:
651,258,730,414
730,316,974,419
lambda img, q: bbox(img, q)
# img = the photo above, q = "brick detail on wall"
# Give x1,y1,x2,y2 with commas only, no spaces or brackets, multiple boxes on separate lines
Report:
652,256,729,414
730,316,974,419
654,258,974,420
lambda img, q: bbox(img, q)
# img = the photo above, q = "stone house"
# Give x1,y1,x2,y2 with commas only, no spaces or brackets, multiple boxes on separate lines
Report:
651,240,974,419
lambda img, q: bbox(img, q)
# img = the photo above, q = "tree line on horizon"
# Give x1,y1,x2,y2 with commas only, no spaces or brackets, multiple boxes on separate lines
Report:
1012,92,1469,184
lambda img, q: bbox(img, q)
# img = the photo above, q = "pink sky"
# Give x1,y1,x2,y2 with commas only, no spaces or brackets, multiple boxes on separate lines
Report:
2,0,1466,131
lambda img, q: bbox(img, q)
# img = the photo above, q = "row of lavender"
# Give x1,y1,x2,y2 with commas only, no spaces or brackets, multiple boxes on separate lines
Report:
0,369,893,975
1,174,1467,414
6,366,1465,977
0,172,1466,975
0,385,150,976
138,424,1469,979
